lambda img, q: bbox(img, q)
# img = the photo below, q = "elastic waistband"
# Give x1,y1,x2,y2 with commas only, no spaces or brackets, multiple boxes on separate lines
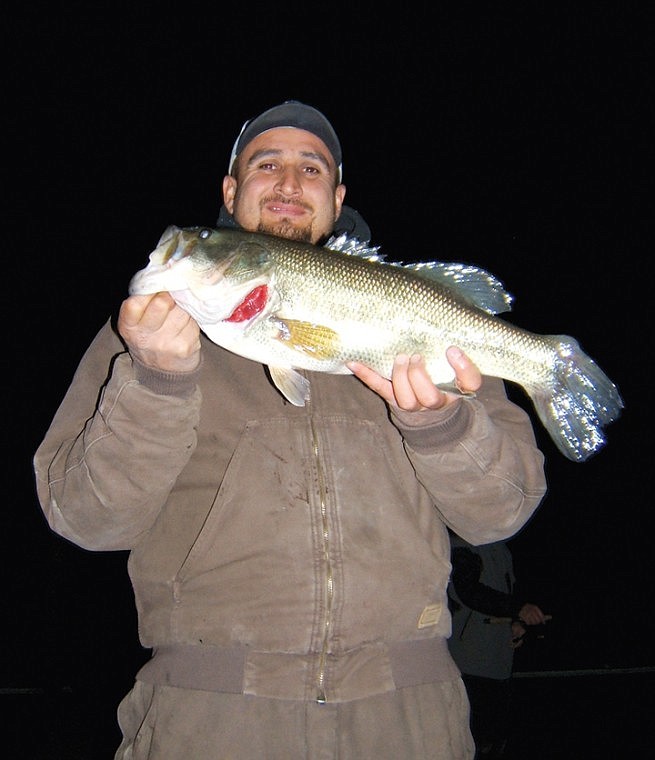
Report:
136,638,460,702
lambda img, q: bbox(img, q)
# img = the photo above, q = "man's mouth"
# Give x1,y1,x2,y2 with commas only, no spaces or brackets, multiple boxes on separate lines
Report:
265,199,310,217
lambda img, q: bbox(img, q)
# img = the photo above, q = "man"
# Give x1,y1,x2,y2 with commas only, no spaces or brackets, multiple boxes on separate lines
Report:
34,101,547,758
447,535,550,758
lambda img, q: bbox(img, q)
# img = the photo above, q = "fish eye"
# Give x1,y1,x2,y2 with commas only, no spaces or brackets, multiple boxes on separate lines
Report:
199,229,212,239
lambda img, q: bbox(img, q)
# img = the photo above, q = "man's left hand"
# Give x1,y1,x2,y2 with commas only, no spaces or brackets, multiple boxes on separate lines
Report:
347,346,481,411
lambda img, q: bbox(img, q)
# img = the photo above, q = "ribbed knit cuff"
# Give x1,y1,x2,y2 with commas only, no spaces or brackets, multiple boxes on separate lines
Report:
132,355,202,398
391,399,474,452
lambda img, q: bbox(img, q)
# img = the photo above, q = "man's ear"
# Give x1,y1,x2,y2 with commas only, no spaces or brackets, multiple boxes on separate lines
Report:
334,183,346,221
223,175,237,213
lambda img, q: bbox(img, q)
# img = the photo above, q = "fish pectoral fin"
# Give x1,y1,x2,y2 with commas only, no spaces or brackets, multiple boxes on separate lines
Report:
268,366,311,407
436,380,477,398
275,319,341,360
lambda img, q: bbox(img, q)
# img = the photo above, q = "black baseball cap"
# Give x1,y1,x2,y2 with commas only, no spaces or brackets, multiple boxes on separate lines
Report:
228,101,343,182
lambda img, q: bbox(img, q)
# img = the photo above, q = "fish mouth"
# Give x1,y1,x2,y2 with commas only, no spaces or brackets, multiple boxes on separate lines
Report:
156,224,181,247
154,225,190,265
159,226,207,265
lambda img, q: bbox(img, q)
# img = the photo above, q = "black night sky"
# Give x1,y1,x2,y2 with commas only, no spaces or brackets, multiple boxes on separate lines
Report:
7,4,653,755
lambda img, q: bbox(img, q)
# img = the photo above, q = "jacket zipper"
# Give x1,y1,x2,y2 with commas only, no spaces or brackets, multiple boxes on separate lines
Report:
310,414,333,703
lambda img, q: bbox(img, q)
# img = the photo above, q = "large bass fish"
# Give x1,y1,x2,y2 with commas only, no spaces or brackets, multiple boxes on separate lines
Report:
129,226,623,462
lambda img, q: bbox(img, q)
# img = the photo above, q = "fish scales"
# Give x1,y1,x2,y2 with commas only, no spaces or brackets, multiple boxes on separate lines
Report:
129,226,623,462
217,237,524,381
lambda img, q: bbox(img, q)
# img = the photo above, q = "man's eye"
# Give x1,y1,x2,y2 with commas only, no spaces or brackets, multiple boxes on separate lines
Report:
303,166,320,175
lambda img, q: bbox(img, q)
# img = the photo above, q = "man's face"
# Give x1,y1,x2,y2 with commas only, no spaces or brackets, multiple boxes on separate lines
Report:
222,127,345,244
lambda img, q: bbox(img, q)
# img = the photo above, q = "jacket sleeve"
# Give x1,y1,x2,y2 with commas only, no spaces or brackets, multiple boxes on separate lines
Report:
390,375,547,544
33,320,202,551
450,547,520,618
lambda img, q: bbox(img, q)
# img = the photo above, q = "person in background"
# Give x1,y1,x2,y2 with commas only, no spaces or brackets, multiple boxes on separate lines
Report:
448,532,551,758
33,100,547,759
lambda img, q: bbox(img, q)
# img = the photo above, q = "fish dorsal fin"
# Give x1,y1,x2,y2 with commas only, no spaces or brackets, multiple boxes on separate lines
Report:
403,262,513,315
324,235,512,315
324,234,383,261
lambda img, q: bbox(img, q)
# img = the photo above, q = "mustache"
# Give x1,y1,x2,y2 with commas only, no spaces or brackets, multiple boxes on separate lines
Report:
261,194,313,212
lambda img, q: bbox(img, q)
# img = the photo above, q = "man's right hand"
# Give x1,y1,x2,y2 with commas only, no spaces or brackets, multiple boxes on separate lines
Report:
517,603,550,626
118,293,201,372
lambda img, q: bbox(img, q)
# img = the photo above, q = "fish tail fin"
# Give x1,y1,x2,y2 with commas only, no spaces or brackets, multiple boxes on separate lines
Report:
526,337,623,462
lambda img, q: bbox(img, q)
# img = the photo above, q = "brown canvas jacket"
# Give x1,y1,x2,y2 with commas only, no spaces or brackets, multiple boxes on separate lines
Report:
34,319,546,702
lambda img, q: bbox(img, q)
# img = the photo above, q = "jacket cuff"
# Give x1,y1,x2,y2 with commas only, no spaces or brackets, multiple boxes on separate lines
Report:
391,399,474,452
132,355,202,398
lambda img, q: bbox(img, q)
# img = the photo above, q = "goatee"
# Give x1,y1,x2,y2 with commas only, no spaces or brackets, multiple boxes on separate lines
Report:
258,219,313,242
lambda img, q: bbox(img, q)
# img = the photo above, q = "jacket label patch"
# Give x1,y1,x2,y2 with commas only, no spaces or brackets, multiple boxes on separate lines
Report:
417,603,442,628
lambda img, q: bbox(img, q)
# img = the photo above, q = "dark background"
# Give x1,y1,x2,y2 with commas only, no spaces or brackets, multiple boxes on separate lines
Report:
7,3,653,757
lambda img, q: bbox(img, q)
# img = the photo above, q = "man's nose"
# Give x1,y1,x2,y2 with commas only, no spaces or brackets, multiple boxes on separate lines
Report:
274,167,302,196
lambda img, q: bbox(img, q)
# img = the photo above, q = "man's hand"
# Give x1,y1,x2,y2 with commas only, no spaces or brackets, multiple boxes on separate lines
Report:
517,603,550,626
511,620,527,648
118,293,201,372
347,347,482,411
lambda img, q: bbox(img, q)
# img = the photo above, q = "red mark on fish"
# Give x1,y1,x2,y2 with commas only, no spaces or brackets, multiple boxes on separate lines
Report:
226,284,269,322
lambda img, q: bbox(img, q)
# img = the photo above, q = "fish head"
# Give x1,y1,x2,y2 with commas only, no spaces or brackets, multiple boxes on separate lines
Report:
129,226,277,326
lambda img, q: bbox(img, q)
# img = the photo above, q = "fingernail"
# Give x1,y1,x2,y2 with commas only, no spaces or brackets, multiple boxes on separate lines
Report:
449,347,463,362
